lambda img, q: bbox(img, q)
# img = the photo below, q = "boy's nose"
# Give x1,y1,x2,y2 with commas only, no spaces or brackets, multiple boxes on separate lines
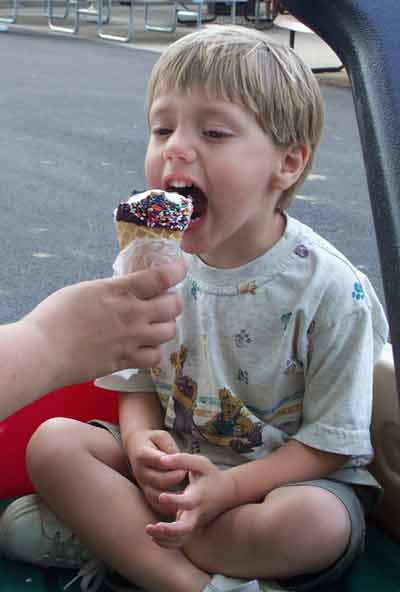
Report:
163,131,196,163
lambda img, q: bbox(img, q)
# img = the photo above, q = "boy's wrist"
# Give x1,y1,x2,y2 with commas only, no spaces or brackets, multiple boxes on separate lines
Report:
217,469,241,513
122,427,150,454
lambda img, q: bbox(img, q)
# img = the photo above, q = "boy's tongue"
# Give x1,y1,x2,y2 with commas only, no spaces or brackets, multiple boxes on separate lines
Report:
185,187,208,220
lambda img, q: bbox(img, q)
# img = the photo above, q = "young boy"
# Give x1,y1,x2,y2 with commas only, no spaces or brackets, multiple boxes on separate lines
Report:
0,25,388,592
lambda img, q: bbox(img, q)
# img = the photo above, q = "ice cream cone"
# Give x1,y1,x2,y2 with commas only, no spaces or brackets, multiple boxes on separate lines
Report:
115,220,183,251
113,189,192,273
115,222,184,272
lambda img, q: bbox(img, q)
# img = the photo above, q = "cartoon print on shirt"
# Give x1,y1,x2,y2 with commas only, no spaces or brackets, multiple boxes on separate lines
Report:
352,282,365,301
151,366,163,379
294,244,310,258
281,312,292,332
307,320,316,336
234,329,252,348
170,345,198,434
284,358,304,375
239,280,257,295
237,368,249,384
248,390,304,437
191,280,200,300
198,388,263,453
190,439,201,454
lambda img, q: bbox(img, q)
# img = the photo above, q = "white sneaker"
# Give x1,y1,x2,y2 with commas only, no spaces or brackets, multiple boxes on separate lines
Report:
64,557,108,592
204,575,284,592
0,494,93,568
204,575,261,592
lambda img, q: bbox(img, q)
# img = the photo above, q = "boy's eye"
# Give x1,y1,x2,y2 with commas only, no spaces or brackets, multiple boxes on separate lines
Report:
152,127,172,137
203,130,229,139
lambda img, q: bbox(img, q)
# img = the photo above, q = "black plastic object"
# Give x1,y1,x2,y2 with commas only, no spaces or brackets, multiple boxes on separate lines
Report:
284,0,400,399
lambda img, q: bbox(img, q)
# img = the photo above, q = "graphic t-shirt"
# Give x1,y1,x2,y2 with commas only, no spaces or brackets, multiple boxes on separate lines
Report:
97,215,388,488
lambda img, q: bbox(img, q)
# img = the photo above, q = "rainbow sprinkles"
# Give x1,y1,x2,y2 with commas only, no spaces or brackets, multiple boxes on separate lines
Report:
115,189,193,231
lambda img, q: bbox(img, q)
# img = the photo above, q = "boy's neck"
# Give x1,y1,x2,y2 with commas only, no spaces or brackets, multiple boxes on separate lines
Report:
199,211,287,269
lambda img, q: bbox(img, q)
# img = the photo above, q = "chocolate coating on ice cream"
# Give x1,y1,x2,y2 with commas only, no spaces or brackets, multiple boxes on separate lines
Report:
115,190,193,231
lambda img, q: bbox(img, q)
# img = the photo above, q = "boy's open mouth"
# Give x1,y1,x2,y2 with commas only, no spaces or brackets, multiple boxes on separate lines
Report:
167,184,208,221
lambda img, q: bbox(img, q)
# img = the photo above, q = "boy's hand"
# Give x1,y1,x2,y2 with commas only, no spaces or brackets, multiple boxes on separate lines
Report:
145,453,235,548
126,430,187,516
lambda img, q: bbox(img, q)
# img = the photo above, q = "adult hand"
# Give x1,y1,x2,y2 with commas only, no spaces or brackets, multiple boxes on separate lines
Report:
126,429,187,517
25,260,186,388
145,453,235,548
0,260,186,420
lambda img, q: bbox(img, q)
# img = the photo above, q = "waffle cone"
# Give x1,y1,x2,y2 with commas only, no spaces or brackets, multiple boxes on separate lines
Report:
115,220,184,250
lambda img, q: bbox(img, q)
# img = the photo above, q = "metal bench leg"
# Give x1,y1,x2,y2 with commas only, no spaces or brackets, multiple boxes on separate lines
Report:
97,0,134,43
246,0,276,28
48,0,80,34
145,2,177,33
176,0,215,27
285,25,344,74
0,0,17,23
79,0,110,25
44,0,70,19
230,1,237,25
196,0,204,27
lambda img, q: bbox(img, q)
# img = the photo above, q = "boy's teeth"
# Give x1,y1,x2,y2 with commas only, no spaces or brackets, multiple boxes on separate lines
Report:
171,182,192,189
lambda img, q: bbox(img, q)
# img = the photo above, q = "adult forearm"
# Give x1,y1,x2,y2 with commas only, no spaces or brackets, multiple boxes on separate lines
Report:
0,320,62,420
223,440,348,510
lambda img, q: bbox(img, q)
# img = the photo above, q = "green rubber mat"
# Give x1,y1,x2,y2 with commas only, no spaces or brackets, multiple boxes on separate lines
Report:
346,525,400,592
1,499,399,591
0,560,81,592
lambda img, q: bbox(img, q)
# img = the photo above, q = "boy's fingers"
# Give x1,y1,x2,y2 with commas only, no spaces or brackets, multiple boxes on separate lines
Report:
147,516,194,538
151,430,181,455
160,452,212,473
146,525,185,548
118,261,187,300
159,491,196,511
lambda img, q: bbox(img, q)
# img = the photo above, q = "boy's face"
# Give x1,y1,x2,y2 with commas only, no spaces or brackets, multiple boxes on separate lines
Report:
145,86,290,268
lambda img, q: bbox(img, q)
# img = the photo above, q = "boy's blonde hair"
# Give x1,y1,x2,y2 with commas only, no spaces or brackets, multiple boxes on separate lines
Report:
147,25,324,209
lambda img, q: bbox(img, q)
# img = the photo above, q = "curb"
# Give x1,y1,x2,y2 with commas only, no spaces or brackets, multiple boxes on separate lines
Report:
0,14,350,88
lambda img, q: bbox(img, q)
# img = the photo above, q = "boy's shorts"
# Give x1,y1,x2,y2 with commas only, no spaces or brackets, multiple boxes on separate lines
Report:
89,420,366,591
276,479,366,591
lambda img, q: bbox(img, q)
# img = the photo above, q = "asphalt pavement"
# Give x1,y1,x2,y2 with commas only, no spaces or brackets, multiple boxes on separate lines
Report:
0,8,385,323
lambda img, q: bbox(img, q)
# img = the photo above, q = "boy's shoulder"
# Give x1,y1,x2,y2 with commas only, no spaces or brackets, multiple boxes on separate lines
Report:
287,216,387,333
289,215,357,270
288,215,369,290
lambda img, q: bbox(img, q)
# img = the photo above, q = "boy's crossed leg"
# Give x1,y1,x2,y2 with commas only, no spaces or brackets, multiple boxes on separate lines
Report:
23,419,351,591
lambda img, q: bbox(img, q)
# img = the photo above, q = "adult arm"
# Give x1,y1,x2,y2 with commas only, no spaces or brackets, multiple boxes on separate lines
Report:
0,261,186,421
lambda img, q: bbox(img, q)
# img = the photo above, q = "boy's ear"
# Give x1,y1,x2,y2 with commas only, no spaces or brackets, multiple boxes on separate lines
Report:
273,144,310,191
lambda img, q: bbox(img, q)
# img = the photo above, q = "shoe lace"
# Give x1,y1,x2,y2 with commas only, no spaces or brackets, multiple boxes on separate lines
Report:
40,530,91,566
64,558,107,592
